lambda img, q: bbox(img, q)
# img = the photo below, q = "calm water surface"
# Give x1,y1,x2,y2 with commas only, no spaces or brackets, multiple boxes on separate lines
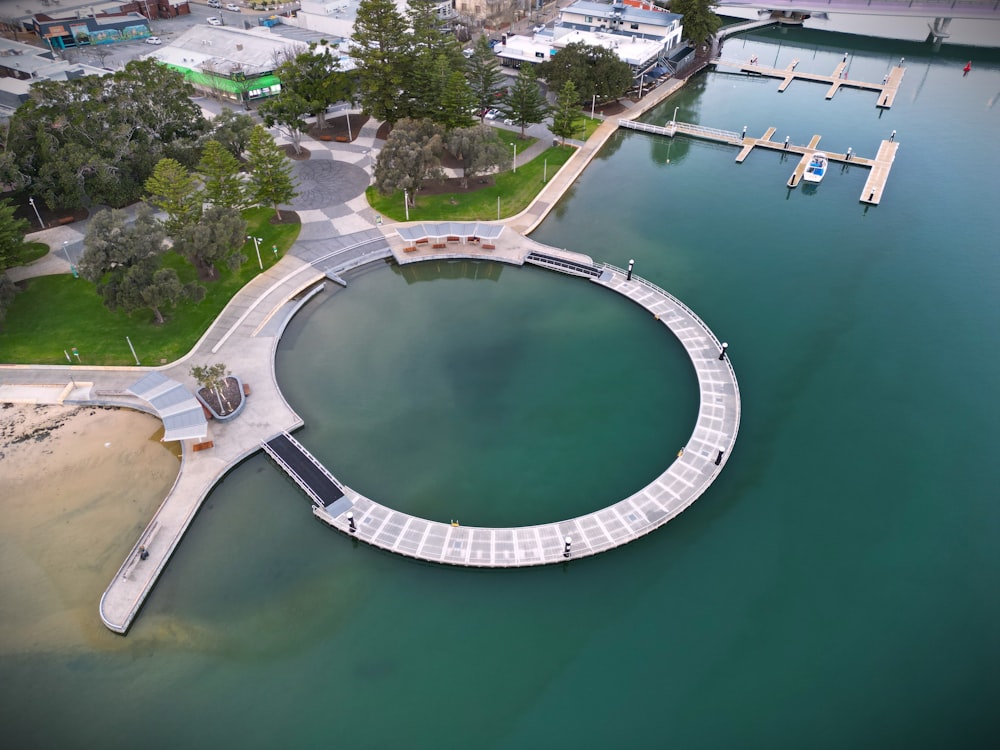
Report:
3,28,998,749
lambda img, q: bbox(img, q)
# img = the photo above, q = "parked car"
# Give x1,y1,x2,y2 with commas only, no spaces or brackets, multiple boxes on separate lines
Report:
533,25,546,34
485,109,500,120
145,36,162,45
462,48,474,59
208,0,221,7
226,3,241,11
207,16,223,25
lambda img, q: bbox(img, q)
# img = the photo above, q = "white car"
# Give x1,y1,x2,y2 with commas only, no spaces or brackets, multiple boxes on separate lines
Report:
226,3,241,10
207,0,221,7
207,16,223,25
145,36,162,45
485,109,500,120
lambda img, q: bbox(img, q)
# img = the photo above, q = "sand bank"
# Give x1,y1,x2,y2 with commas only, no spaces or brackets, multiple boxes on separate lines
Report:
0,403,180,653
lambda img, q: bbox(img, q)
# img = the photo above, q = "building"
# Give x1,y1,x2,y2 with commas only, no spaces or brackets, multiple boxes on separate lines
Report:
291,0,457,37
0,37,109,120
494,1,683,80
30,10,154,50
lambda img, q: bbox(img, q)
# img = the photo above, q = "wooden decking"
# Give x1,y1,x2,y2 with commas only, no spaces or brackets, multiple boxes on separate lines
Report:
619,120,899,204
713,58,905,108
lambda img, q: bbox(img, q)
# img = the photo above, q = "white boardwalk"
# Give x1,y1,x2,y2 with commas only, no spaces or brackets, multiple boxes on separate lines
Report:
311,249,740,566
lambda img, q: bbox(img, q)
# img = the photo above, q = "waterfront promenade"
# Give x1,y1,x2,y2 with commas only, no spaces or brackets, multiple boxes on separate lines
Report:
2,68,735,632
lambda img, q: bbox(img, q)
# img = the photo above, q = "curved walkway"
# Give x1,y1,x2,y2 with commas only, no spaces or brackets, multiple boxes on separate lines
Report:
305,242,740,566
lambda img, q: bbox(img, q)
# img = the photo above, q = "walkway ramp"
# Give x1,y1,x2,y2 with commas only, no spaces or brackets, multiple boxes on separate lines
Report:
263,432,346,509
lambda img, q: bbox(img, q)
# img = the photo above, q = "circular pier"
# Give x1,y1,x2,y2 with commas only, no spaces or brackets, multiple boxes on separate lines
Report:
303,249,741,566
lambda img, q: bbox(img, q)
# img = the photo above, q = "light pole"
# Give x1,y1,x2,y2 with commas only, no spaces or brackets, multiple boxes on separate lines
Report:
28,197,44,229
591,93,596,119
672,105,679,126
510,142,517,173
404,189,410,221
247,235,263,270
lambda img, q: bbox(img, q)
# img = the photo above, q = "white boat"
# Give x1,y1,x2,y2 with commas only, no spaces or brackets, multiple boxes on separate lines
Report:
803,152,828,183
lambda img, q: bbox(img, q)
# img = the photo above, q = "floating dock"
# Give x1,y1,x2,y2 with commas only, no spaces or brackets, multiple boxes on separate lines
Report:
619,120,898,205
712,58,905,109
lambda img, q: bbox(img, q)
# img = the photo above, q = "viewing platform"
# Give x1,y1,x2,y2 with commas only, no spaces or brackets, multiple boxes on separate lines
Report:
712,58,905,108
619,119,899,204
262,244,740,568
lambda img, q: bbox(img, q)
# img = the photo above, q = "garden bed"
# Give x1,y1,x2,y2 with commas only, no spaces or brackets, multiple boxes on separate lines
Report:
195,375,246,421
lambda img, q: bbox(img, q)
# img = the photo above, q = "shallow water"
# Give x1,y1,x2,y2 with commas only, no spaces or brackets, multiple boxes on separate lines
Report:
2,28,998,750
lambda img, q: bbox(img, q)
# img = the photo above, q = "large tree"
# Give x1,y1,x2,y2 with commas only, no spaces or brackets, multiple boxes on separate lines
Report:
550,80,582,144
501,65,549,139
6,59,206,210
258,90,312,156
467,35,506,123
207,109,256,158
275,43,355,128
174,206,248,280
144,158,201,236
351,0,410,124
444,126,509,189
373,118,444,207
245,126,297,220
78,205,204,324
198,140,246,210
538,42,634,105
439,70,477,130
670,0,722,45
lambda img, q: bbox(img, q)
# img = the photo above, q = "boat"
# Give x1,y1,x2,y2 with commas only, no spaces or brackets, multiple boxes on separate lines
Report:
802,152,828,183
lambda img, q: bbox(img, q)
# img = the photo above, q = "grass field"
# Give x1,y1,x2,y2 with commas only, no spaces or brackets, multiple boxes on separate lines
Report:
366,145,576,222
0,208,300,366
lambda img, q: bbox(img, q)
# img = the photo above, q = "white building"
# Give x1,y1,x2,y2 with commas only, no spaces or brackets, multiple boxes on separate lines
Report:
494,1,683,79
292,0,456,37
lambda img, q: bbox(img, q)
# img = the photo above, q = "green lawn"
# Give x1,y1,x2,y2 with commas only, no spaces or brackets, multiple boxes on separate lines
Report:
579,116,603,141
366,145,576,222
0,208,300,366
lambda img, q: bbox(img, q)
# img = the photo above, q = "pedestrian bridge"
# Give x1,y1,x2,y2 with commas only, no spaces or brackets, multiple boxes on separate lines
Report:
715,0,999,20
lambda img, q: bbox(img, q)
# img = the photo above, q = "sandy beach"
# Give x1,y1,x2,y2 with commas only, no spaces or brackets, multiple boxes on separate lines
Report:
0,403,180,653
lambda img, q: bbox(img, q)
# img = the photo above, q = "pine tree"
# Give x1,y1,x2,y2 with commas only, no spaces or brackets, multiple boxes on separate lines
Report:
550,80,581,144
467,35,506,122
144,158,201,236
352,0,410,124
198,140,245,210
245,126,297,220
501,65,549,139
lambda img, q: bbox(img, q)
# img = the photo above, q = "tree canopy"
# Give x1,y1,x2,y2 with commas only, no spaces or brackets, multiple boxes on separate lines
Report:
670,0,722,45
444,126,509,188
538,42,634,104
274,44,355,127
78,204,204,324
374,118,444,206
174,206,248,280
550,80,582,144
198,140,246,210
6,59,206,211
467,35,506,122
144,158,201,236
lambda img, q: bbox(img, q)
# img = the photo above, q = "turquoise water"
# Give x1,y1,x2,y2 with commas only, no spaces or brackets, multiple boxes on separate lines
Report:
3,29,998,749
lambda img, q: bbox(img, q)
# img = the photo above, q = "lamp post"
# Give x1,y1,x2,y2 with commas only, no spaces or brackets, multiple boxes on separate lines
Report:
626,258,634,280
28,197,44,229
672,105,678,126
510,142,517,173
404,189,410,221
247,235,263,270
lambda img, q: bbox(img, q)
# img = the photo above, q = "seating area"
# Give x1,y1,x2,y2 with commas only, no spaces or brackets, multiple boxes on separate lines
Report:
397,222,505,254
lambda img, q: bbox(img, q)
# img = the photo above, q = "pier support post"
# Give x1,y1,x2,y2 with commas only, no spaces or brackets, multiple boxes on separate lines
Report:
347,512,356,533
784,136,790,149
715,450,724,466
563,536,572,558
890,130,896,142
846,147,852,161
741,125,747,141
719,342,729,361
627,259,634,281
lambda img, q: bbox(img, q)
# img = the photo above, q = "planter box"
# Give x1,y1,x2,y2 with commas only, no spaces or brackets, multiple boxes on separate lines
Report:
195,375,247,422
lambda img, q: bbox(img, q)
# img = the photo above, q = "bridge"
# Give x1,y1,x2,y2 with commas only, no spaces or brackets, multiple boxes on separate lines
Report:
715,0,1000,20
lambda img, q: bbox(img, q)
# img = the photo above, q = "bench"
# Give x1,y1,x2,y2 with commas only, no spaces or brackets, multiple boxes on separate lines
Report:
242,383,251,397
415,238,429,245
446,236,461,242
193,440,214,452
404,246,417,253
482,243,496,250
335,135,349,142
57,216,75,225
432,243,446,249
319,134,333,141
